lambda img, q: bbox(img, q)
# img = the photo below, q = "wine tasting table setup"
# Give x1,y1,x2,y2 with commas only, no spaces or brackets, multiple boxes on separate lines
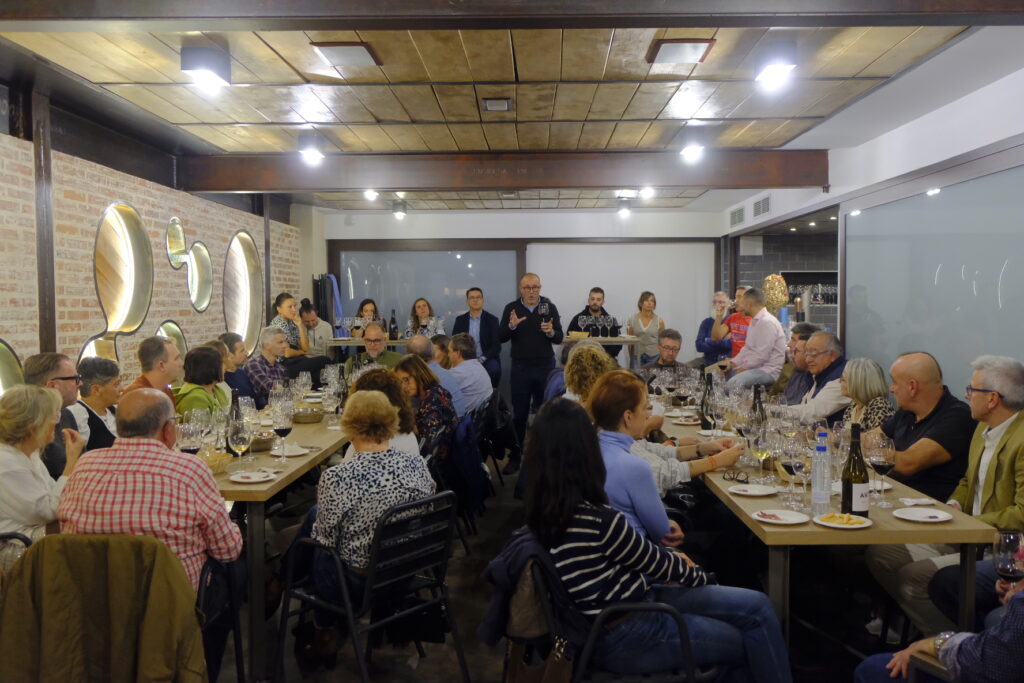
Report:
663,421,994,640
215,420,350,680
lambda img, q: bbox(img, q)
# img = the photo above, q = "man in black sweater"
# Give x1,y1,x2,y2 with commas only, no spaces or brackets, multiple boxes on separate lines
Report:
565,286,622,358
498,272,564,472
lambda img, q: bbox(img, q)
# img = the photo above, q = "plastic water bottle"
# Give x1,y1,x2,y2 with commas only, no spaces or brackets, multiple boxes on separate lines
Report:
811,442,831,516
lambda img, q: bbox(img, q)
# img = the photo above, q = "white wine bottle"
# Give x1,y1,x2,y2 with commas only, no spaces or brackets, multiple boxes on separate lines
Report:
841,423,870,518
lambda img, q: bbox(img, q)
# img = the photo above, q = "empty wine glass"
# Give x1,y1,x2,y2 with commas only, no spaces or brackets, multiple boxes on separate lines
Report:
322,393,341,430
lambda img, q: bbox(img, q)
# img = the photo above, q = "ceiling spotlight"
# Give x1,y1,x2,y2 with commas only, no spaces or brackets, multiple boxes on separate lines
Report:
926,187,941,196
755,40,798,92
830,216,837,220
850,209,862,217
680,144,704,164
297,133,325,166
456,254,462,259
310,41,381,67
789,227,797,232
639,187,655,200
467,263,473,269
808,222,816,226
364,189,379,201
395,191,406,199
392,201,406,220
180,45,231,94
647,38,716,64
482,98,513,112
617,198,632,218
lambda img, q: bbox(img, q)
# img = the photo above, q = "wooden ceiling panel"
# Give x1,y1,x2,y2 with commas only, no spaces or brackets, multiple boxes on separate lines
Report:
812,26,917,78
645,27,717,79
577,121,615,149
2,33,133,82
448,123,489,151
501,199,522,209
511,29,561,82
636,120,684,149
516,83,557,121
309,85,377,123
758,118,819,147
578,190,601,198
463,200,485,209
622,81,680,119
257,31,350,82
548,122,583,150
208,31,302,83
859,26,965,77
409,30,473,81
729,80,836,118
105,85,200,124
576,198,599,208
799,78,881,117
460,30,515,81
482,199,503,209
382,125,430,151
349,85,411,122
317,125,371,151
356,30,430,82
390,84,446,122
560,29,613,81
151,32,261,82
659,81,719,119
475,84,516,122
607,121,650,149
587,83,639,120
155,85,238,123
689,28,768,80
177,124,243,151
551,83,598,120
481,123,518,150
433,84,481,122
211,124,294,152
303,30,386,81
558,190,580,198
516,122,550,149
56,32,174,82
692,81,755,119
96,32,187,82
604,28,659,80
414,124,460,151
445,200,469,210
231,85,308,122
349,125,402,151
520,199,541,208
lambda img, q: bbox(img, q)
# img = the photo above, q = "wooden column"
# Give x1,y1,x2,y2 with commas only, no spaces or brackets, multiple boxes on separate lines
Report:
261,194,273,324
31,91,57,353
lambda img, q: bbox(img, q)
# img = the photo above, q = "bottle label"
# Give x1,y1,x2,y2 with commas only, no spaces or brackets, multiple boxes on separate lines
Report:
851,483,869,514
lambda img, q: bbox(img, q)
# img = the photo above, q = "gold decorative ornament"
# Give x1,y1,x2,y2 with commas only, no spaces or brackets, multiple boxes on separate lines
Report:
762,273,789,316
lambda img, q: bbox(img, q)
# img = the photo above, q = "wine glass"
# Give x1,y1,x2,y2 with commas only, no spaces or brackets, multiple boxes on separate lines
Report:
228,419,254,464
780,444,806,510
322,392,341,430
993,531,1024,586
709,398,726,438
176,421,201,455
866,433,896,508
577,315,588,331
272,403,294,464
749,424,774,484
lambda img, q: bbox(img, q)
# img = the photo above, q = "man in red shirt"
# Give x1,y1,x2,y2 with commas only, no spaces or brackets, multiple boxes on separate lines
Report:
712,286,751,357
122,336,184,403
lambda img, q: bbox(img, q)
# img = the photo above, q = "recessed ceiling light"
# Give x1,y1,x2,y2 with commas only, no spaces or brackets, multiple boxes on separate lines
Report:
467,263,473,269
456,254,462,259
850,209,862,217
639,187,655,200
616,189,638,199
789,227,797,232
926,187,941,196
500,190,518,200
392,201,406,220
830,216,837,220
297,133,325,166
364,189,379,201
680,145,704,164
617,198,632,218
482,98,513,112
180,46,231,94
646,39,716,64
808,222,816,226
755,41,798,92
310,42,381,67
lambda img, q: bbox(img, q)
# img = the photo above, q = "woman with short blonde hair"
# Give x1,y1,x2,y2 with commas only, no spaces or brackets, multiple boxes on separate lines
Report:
840,357,894,430
340,390,399,443
0,385,84,540
564,342,618,403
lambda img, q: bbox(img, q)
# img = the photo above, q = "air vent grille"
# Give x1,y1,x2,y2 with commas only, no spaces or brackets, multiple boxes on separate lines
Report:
753,196,771,217
729,207,745,226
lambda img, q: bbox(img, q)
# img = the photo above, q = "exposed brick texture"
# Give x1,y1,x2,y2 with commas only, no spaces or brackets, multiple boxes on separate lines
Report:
0,135,40,361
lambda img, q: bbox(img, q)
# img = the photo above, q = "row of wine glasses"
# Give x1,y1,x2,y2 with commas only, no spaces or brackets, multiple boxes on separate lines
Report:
576,314,626,337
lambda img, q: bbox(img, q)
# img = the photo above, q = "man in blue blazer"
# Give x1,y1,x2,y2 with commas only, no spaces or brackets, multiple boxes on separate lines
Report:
452,287,501,388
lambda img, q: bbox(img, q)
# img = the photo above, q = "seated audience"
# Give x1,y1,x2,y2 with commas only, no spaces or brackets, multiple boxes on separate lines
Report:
720,288,787,392
566,286,622,358
201,339,233,398
712,286,750,357
174,346,229,415
218,332,255,402
406,297,445,337
300,298,334,358
780,332,852,426
431,334,452,369
123,336,183,403
564,341,617,402
854,592,1024,683
694,291,734,368
542,341,573,404
343,322,402,374
840,357,895,430
22,352,82,479
58,388,242,589
587,370,682,546
524,398,792,682
305,390,434,654
271,291,328,380
67,357,119,452
394,354,459,450
452,287,501,387
627,290,664,367
447,332,494,414
872,351,975,501
244,327,288,409
349,369,420,457
775,322,821,404
867,355,1021,636
641,328,685,370
0,385,83,541
407,334,467,417
349,298,383,338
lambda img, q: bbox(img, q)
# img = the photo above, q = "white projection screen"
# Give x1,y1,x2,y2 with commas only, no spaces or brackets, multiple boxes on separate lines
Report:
526,241,717,365
845,161,1024,397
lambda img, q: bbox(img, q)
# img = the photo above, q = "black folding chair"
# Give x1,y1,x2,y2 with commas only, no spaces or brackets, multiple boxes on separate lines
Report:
273,491,470,683
197,559,246,683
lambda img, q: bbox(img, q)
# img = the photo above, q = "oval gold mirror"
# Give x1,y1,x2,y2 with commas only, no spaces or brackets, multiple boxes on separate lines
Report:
94,202,153,334
186,241,213,312
157,320,188,360
224,232,264,355
166,217,187,270
0,338,23,397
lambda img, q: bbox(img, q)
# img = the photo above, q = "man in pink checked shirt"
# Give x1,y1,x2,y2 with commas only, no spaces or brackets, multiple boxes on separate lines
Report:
718,288,787,393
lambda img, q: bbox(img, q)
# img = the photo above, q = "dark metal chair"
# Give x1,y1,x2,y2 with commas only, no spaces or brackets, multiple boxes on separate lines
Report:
273,491,470,683
196,559,246,683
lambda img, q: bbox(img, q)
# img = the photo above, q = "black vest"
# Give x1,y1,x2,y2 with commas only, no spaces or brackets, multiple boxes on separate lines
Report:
79,400,116,452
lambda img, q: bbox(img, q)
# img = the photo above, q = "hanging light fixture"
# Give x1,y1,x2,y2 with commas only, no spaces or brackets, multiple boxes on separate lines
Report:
180,46,231,94
755,40,798,92
392,201,407,220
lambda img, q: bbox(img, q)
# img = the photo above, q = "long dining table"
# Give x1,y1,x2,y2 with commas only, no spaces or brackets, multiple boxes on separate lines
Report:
215,420,350,681
663,420,994,641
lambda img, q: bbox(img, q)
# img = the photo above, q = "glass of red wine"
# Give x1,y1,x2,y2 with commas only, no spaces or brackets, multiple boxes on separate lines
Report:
993,531,1024,585
866,434,896,508
272,403,294,465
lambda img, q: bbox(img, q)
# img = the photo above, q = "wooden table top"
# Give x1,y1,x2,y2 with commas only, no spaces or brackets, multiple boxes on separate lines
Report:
215,421,349,502
663,420,995,547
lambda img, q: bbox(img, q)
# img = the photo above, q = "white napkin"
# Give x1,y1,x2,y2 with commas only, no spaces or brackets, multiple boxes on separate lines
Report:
898,497,935,506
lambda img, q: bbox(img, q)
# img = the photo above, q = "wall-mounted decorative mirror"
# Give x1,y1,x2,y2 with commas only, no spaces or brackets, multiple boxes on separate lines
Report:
79,334,118,362
224,232,264,355
94,202,153,335
0,338,23,397
186,241,213,312
156,320,188,360
166,217,187,270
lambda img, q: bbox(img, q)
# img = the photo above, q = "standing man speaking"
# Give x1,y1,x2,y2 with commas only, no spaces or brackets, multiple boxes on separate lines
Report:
499,273,563,473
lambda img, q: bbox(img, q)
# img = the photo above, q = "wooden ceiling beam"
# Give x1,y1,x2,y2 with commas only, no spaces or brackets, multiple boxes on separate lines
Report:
179,149,828,194
1,1,1022,31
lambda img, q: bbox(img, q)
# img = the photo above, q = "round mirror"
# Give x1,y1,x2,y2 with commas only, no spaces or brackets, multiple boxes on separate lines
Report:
224,232,264,355
94,202,153,334
0,338,23,397
156,320,188,360
166,217,187,270
186,241,213,312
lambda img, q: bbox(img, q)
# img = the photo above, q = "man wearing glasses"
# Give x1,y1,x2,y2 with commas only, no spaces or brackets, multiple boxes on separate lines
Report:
343,321,402,375
641,329,684,370
22,352,85,480
778,331,851,426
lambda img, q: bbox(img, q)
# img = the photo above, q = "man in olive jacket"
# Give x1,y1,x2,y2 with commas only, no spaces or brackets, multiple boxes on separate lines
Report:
867,355,1024,635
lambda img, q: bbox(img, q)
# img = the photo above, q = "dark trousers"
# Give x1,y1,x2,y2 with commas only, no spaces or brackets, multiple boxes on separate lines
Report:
483,358,501,388
510,357,554,455
929,558,1000,632
199,559,246,683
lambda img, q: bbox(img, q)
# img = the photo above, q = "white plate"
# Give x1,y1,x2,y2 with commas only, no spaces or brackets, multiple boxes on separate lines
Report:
812,514,873,530
728,484,778,497
893,507,953,523
281,444,310,457
754,509,809,525
673,417,702,426
229,471,276,484
698,429,736,437
831,480,892,495
665,410,684,418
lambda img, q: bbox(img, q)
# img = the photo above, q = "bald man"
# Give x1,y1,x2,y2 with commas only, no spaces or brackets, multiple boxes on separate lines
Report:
406,334,467,417
871,352,976,501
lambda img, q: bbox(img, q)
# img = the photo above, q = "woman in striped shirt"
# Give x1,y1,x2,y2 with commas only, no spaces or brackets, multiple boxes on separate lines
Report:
524,398,792,682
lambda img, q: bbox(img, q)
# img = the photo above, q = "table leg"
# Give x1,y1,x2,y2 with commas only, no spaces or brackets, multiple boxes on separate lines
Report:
247,502,267,681
958,544,977,632
768,546,791,643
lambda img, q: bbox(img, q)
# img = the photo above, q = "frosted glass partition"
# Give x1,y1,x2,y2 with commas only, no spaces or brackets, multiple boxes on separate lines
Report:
845,162,1024,397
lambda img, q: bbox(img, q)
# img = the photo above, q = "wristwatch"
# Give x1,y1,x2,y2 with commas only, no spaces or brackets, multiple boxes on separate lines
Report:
933,630,956,654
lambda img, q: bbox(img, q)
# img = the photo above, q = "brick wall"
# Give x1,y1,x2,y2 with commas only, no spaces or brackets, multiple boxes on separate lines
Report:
0,135,40,360
270,220,302,297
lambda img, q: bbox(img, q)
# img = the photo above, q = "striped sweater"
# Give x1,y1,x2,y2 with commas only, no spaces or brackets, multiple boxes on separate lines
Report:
550,504,708,616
